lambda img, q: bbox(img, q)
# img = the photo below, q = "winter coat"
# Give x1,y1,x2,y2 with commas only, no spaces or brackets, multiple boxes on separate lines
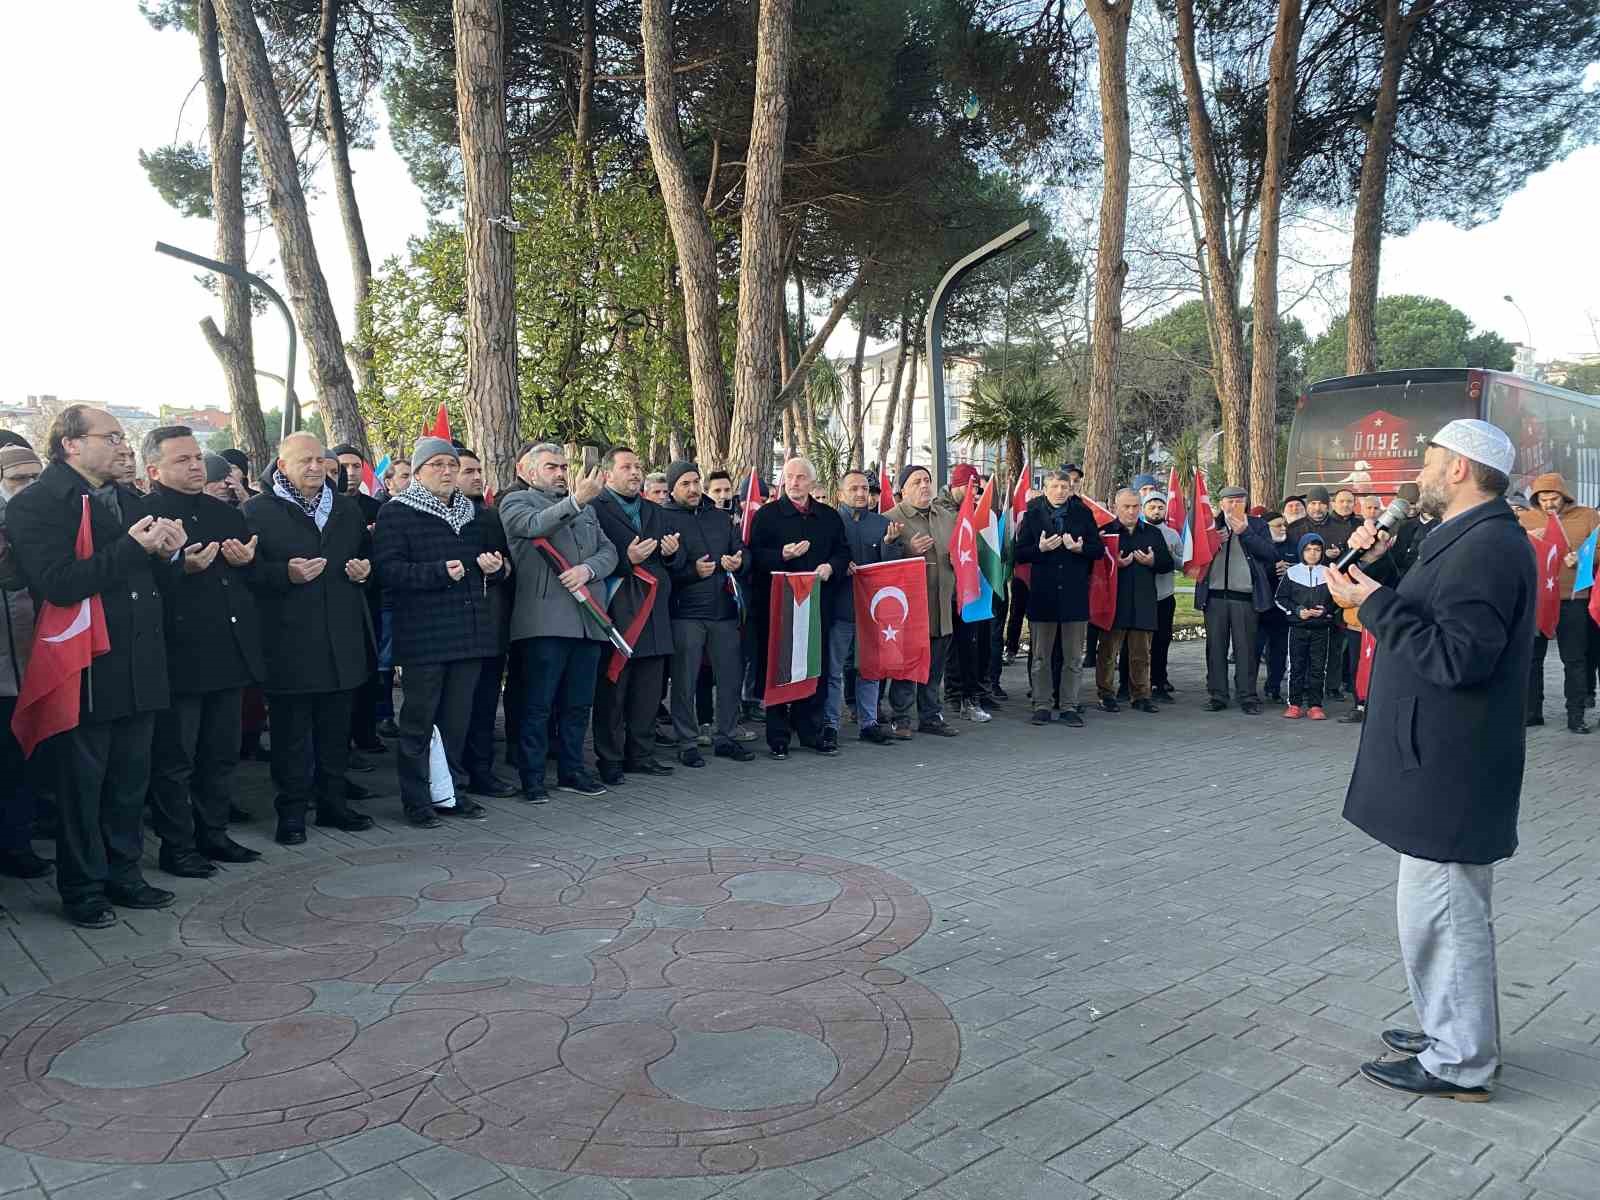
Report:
0,495,34,701
884,496,959,638
498,486,619,644
1274,564,1335,626
472,497,513,653
747,494,851,629
1286,512,1359,566
1390,515,1435,578
373,494,508,666
834,505,908,624
145,484,265,693
1516,473,1599,598
242,488,375,696
1195,515,1280,613
1098,518,1173,632
590,489,679,659
1342,498,1534,864
1013,495,1104,623
661,498,746,623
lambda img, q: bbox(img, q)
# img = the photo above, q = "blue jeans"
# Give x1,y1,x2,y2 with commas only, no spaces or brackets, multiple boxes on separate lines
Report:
514,637,602,789
824,621,878,729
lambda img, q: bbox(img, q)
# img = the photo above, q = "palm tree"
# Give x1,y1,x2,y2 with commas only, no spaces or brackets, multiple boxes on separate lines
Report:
956,370,1078,487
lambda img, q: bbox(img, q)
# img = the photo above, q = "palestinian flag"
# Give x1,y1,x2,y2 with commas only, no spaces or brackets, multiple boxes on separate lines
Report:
530,537,633,658
764,570,824,705
961,475,1005,622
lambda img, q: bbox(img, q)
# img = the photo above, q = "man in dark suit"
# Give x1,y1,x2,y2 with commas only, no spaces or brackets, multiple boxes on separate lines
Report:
143,425,266,877
243,434,376,846
588,445,680,784
1328,419,1532,1103
8,404,187,927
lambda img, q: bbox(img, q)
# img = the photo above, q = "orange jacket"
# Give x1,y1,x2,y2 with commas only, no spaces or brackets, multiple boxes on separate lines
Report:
1518,473,1600,598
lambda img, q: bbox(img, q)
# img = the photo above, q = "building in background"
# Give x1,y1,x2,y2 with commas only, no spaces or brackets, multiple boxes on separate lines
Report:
826,347,994,474
1,394,161,451
160,405,230,435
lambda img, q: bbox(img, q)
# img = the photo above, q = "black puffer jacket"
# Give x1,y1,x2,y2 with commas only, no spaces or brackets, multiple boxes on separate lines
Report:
661,498,746,622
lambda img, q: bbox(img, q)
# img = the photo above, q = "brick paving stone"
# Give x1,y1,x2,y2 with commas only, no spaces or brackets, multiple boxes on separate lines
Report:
0,1148,34,1196
1306,1127,1428,1196
53,1162,226,1200
328,1164,435,1200
399,1147,508,1200
220,1152,347,1200
907,1127,1002,1175
1403,1152,1495,1198
324,1128,436,1176
1176,1129,1319,1199
1524,1150,1597,1199
1092,1161,1184,1200
938,1149,1095,1200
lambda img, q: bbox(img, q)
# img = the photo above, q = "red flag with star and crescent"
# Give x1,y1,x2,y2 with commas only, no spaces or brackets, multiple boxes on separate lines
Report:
852,558,930,683
949,483,981,609
879,466,894,514
1355,627,1378,701
1533,512,1566,639
1089,533,1119,631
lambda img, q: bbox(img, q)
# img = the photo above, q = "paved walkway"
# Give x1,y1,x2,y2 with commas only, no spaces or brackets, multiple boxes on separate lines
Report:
0,644,1596,1200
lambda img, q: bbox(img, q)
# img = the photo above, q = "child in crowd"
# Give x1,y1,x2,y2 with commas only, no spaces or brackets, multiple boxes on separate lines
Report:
1275,533,1335,720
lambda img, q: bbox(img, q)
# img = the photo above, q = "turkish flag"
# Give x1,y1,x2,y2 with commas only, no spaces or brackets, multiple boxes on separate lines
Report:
853,558,930,682
879,466,894,514
949,483,981,609
1089,533,1119,631
739,470,764,545
11,497,111,758
1355,627,1377,702
1165,464,1185,535
424,402,451,441
1533,512,1566,639
1183,469,1221,581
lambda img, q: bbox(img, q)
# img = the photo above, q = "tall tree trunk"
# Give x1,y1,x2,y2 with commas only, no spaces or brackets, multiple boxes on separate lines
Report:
316,0,374,392
1175,0,1249,487
641,0,729,465
895,337,919,477
1347,0,1432,375
1249,0,1304,502
213,0,365,455
196,0,269,475
782,402,797,460
1082,0,1133,503
726,0,796,482
875,316,908,471
452,0,521,491
771,268,869,411
848,312,870,469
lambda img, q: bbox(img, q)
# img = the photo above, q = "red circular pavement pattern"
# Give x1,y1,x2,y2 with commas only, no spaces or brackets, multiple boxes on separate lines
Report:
0,845,958,1177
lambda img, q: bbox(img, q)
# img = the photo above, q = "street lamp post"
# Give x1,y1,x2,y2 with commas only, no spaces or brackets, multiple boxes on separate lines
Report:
154,241,300,434
1503,294,1533,375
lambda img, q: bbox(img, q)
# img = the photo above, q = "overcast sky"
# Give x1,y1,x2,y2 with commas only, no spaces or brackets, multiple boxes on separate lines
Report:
3,6,1597,417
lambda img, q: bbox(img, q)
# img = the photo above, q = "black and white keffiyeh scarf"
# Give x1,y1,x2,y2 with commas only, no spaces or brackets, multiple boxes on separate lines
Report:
272,468,333,530
391,481,475,534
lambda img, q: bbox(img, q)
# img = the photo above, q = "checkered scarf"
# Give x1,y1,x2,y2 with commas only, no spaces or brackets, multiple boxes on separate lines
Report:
391,481,475,534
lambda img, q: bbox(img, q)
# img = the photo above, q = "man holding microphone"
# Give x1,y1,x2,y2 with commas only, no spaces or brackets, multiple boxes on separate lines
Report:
1326,419,1533,1102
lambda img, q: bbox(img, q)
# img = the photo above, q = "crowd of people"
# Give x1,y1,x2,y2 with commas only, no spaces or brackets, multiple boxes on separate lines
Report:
0,404,1593,930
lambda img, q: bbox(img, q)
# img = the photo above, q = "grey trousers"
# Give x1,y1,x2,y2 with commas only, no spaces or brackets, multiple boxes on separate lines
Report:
1204,597,1260,703
1029,621,1086,710
1397,854,1502,1088
670,618,742,749
889,635,952,724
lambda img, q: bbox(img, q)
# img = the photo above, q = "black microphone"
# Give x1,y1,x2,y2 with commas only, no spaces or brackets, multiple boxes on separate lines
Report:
1333,496,1411,569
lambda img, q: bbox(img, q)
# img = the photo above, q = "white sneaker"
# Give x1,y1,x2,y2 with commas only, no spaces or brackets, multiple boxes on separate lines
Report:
963,702,992,723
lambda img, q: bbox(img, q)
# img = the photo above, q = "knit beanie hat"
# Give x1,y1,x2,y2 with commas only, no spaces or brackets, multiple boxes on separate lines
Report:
949,463,979,490
0,446,42,477
1297,532,1325,558
665,460,699,493
411,436,459,471
898,463,930,490
203,452,231,484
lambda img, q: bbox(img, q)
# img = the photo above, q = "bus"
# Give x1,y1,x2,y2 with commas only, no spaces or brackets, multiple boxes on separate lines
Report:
1283,368,1600,507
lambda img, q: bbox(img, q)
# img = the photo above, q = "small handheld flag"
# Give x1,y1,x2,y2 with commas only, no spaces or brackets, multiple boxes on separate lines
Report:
425,403,452,441
1165,464,1185,534
739,471,764,544
879,466,894,514
949,483,980,610
1182,469,1220,581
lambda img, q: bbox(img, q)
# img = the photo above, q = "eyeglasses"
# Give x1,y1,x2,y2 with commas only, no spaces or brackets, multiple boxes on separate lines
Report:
79,432,127,446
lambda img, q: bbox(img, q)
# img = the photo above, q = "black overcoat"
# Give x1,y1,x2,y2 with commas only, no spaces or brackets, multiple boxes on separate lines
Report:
145,484,265,693
1342,499,1534,864
590,489,679,659
1098,518,1174,632
7,463,170,722
373,495,507,666
747,495,851,625
1014,496,1104,623
242,488,374,695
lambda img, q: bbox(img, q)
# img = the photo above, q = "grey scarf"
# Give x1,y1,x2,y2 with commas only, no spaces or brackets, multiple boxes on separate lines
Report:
272,468,333,531
391,481,474,534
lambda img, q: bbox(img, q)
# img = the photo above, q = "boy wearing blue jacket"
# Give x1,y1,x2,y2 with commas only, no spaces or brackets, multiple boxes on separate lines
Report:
1275,533,1335,719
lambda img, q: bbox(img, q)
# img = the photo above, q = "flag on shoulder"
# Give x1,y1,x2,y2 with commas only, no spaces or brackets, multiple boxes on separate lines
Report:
960,475,1005,622
11,497,111,758
764,570,824,704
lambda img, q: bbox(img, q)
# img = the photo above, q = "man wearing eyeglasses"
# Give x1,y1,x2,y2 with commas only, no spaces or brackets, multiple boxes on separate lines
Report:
7,405,188,928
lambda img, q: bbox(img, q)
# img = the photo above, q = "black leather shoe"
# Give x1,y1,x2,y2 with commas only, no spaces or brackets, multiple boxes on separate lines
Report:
815,731,840,755
106,883,176,910
679,749,706,768
715,742,756,762
346,753,377,773
556,774,608,797
1132,698,1159,714
275,823,307,846
860,723,894,744
65,902,116,929
768,743,789,760
158,847,217,879
1059,709,1084,728
0,849,54,879
436,800,487,820
1359,1055,1490,1102
598,765,626,786
1381,1028,1431,1056
1152,688,1175,704
315,811,375,832
197,836,261,864
1031,708,1052,725
408,811,443,829
1204,698,1229,712
1098,697,1120,713
466,775,519,797
1241,701,1262,715
626,758,674,776
916,720,959,737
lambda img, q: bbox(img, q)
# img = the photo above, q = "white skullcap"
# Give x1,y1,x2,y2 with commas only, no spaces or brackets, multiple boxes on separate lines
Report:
1430,419,1515,475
